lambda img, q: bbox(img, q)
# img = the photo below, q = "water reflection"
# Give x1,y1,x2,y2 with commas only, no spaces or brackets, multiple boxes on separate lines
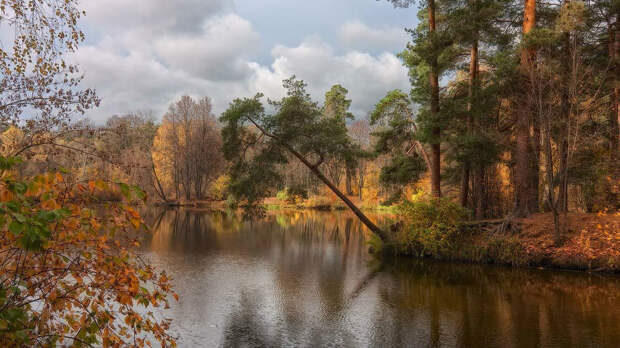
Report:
142,209,620,348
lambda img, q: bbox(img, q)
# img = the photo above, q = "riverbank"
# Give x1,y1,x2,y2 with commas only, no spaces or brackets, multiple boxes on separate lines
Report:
152,197,619,272
155,195,396,212
262,196,396,212
384,211,620,273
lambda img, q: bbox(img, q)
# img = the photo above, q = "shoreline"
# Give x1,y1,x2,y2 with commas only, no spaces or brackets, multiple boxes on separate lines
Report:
150,200,619,273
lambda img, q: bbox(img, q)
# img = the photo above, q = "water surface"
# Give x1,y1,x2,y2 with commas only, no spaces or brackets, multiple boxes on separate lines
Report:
142,209,620,348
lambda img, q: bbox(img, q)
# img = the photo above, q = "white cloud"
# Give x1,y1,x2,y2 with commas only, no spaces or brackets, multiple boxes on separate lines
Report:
338,20,408,53
250,37,409,117
154,14,260,81
74,47,206,119
74,4,411,123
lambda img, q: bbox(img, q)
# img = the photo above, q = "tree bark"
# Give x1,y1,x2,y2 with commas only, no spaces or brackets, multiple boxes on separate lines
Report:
475,165,485,219
429,0,441,198
542,111,561,242
151,161,168,202
558,26,571,212
463,0,484,212
529,116,540,212
467,38,483,218
460,165,470,207
461,38,478,208
514,0,536,217
609,16,619,163
558,138,569,211
345,166,354,196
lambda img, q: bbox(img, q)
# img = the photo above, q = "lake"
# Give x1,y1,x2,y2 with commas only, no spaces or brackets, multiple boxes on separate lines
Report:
141,209,620,348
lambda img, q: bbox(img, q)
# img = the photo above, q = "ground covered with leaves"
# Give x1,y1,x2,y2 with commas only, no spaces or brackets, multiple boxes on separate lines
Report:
517,212,620,271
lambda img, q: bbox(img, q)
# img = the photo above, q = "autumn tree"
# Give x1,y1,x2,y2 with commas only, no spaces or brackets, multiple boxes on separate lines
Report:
152,96,224,202
0,0,99,151
1,1,176,345
0,159,176,346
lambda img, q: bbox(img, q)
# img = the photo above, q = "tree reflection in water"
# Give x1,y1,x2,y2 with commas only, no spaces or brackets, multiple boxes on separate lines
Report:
140,209,620,348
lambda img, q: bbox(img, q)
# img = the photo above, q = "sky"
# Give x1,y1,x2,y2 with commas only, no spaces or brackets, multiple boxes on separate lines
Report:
75,0,420,123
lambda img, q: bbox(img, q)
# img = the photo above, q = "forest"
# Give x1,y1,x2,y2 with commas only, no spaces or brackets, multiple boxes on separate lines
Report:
0,0,619,346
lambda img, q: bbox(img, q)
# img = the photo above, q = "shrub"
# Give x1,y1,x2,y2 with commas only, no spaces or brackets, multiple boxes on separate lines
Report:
380,190,402,207
486,237,528,266
303,195,333,210
276,188,289,201
210,174,231,200
276,186,308,204
393,197,470,258
226,194,238,209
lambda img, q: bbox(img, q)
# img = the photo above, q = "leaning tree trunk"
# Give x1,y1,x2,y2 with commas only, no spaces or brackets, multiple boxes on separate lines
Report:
287,146,388,241
151,161,169,202
246,117,389,241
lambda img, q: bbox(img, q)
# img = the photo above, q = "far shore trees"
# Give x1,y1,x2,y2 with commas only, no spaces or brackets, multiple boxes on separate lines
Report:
153,96,224,202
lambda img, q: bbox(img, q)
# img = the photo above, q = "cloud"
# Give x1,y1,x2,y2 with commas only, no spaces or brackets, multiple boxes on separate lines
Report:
82,0,230,35
250,37,410,117
154,14,260,81
74,5,410,123
74,47,205,119
338,20,409,53
74,45,258,122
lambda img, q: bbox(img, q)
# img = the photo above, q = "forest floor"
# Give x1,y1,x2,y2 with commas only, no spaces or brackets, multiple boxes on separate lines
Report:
431,211,620,272
510,212,620,272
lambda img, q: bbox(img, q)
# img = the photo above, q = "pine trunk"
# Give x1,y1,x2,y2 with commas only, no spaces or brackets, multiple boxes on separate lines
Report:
475,165,485,220
429,0,441,198
514,0,536,217
461,38,478,208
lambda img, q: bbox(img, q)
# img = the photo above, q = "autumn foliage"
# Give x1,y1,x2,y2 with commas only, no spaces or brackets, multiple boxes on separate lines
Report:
0,157,176,347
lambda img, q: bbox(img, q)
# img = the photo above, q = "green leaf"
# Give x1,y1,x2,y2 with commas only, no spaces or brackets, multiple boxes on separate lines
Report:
0,156,22,170
117,182,130,199
12,213,27,223
12,182,27,194
131,185,146,201
8,220,24,235
4,201,20,212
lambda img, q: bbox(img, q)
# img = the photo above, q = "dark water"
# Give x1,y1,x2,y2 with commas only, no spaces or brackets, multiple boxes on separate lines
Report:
141,209,620,348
